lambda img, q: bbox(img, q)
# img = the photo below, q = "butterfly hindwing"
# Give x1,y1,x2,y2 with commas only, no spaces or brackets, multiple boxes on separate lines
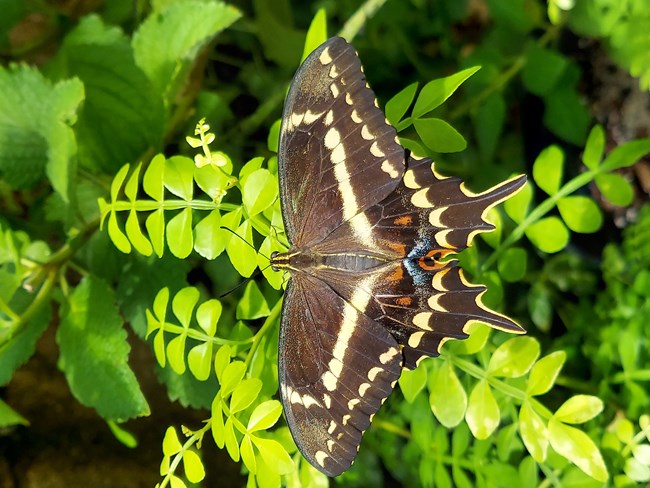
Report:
278,37,405,248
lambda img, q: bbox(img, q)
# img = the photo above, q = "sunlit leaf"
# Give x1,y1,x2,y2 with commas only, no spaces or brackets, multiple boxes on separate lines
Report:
466,380,500,439
548,418,609,481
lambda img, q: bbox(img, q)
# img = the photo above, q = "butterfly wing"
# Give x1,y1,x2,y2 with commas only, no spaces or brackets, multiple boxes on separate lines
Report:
278,274,402,476
278,37,405,248
312,155,527,368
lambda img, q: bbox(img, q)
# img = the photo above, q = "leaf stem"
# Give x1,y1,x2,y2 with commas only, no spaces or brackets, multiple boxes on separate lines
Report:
244,297,282,370
338,0,389,41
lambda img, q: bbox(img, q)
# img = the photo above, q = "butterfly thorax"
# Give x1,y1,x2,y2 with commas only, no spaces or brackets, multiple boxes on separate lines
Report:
270,249,390,273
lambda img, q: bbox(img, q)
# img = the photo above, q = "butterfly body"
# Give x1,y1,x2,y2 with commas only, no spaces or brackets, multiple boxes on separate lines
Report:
274,37,526,477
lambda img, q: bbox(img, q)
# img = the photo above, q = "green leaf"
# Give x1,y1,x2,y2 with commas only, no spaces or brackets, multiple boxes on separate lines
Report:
0,399,28,427
166,334,187,375
399,366,428,403
301,8,327,61
504,181,532,224
241,434,257,474
236,281,271,320
143,154,165,201
267,120,281,153
0,63,83,201
595,173,634,207
533,145,564,196
167,208,194,258
497,247,527,282
601,138,650,171
226,219,257,277
548,418,609,482
557,196,603,233
519,401,548,462
239,157,264,186
525,216,569,253
527,351,566,396
194,210,226,260
414,117,467,153
146,209,166,257
230,378,263,414
182,449,205,483
243,168,277,217
253,437,295,475
163,426,182,455
188,342,212,381
544,86,590,145
412,66,480,118
224,416,240,462
522,44,568,96
196,299,221,336
194,159,233,203
475,94,505,162
488,337,540,378
448,323,490,355
527,282,553,332
133,1,241,102
582,125,605,170
108,210,132,254
211,395,225,448
221,360,247,398
248,400,283,432
56,276,149,420
107,421,138,448
164,156,195,201
386,81,418,126
554,395,603,424
47,15,164,174
0,302,50,386
429,361,467,427
126,210,153,256
214,344,231,384
466,380,500,439
172,287,200,328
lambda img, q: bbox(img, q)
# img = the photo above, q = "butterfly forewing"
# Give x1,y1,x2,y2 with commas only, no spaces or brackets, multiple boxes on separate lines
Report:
274,37,526,477
278,37,405,248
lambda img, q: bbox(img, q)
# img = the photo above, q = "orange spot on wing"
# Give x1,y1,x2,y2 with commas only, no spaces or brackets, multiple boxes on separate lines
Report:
394,215,413,226
396,297,412,306
388,266,404,282
386,242,407,256
418,249,454,271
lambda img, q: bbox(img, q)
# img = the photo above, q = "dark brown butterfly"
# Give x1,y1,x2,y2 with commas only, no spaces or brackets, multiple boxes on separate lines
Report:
271,37,526,477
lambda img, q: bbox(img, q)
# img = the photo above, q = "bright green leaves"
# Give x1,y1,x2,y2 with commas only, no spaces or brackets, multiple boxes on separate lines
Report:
429,360,467,428
0,64,83,201
212,351,294,480
99,154,234,259
548,418,608,482
466,380,499,439
242,169,277,217
603,415,650,484
57,276,149,420
386,67,480,153
527,351,565,396
146,287,222,381
160,427,206,487
502,127,650,255
424,337,609,482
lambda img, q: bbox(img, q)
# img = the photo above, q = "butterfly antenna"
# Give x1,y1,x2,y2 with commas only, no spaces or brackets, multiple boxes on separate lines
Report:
219,226,271,261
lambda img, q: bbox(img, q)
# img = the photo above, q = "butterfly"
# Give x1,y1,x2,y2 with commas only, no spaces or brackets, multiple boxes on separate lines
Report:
270,37,526,477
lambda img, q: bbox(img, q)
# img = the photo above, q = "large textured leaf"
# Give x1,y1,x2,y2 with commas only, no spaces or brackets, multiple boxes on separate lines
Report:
57,276,149,420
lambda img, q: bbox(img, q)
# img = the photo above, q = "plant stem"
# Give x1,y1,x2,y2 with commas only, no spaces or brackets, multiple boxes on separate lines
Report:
244,297,282,370
338,0,388,41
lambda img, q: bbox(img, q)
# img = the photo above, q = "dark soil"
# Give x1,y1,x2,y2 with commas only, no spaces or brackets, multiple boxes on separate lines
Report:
0,326,245,488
